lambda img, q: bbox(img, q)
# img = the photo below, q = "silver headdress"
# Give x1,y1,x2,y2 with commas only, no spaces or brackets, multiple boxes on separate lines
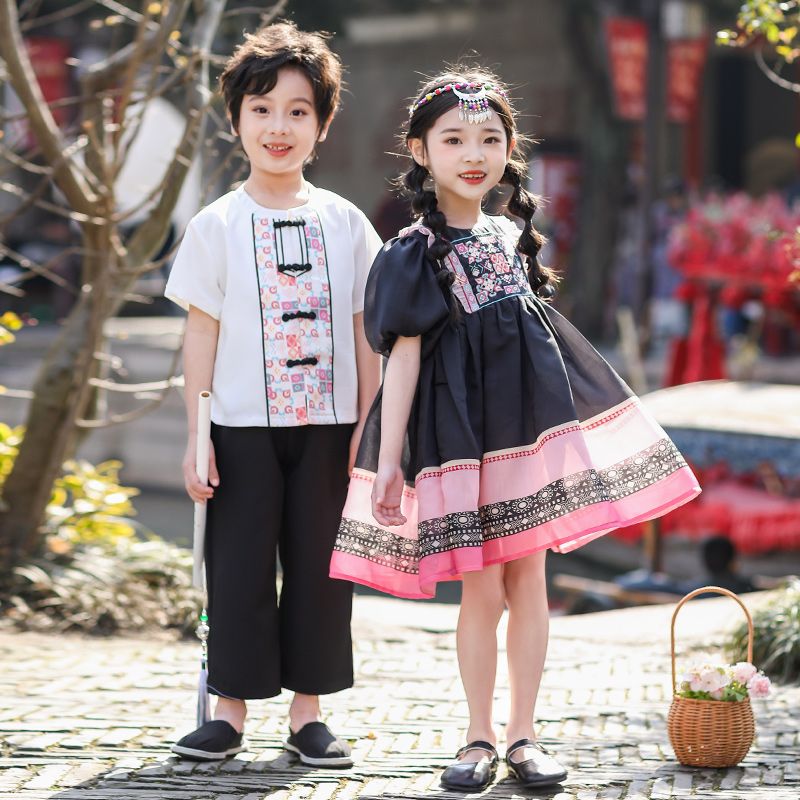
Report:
409,82,508,125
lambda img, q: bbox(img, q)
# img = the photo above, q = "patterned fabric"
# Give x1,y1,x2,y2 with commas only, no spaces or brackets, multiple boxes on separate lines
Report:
329,215,702,598
478,439,685,542
334,439,689,572
336,519,419,574
253,210,335,425
164,184,382,428
399,218,531,314
449,225,531,310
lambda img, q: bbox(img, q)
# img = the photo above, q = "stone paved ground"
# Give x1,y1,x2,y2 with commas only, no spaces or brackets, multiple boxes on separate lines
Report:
1,594,798,800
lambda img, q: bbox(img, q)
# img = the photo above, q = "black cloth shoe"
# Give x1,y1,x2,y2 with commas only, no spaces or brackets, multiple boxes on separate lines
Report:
440,740,499,792
171,720,245,761
284,721,353,767
505,738,567,787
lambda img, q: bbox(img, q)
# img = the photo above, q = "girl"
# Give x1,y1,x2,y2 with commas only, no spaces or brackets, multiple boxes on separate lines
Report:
329,69,701,791
166,23,382,765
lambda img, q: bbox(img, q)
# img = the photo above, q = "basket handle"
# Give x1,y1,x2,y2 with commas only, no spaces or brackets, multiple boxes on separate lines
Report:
670,585,754,695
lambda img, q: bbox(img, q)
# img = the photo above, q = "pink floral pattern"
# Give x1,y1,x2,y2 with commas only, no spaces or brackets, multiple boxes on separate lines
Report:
451,227,530,309
253,211,336,425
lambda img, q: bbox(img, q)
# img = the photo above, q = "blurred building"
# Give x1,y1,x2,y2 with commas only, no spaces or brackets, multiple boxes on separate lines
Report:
2,0,798,337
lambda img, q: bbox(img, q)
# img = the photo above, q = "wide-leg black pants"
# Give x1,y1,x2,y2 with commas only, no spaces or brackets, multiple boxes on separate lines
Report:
205,423,354,699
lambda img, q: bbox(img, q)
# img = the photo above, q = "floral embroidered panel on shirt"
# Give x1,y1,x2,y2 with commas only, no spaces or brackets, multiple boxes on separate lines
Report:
252,211,336,426
448,225,531,311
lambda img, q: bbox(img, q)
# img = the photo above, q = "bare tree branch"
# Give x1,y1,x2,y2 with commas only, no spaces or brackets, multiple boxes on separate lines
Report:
223,0,287,22
0,0,96,214
755,48,800,93
0,387,34,399
124,0,228,270
83,0,192,92
76,348,184,429
88,376,184,393
0,181,107,226
0,142,51,175
19,0,94,31
94,0,148,25
0,244,80,293
0,281,25,298
112,3,163,158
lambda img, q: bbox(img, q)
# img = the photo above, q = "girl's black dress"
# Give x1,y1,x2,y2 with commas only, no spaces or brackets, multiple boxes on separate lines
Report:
330,216,701,598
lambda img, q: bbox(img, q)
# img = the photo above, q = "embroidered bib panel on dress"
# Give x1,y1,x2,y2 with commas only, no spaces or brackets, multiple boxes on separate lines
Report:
404,218,532,314
448,223,531,313
252,211,336,426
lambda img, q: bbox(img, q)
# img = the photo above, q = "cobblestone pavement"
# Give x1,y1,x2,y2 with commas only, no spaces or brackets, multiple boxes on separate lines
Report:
1,595,798,799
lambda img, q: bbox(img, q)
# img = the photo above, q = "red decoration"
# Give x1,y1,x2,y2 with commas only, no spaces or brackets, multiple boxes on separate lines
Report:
6,38,71,150
614,480,800,554
605,18,649,121
664,192,800,386
667,38,709,124
668,192,800,292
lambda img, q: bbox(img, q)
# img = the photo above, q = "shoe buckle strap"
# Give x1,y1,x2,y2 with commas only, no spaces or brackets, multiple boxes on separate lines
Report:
506,738,544,759
456,740,497,759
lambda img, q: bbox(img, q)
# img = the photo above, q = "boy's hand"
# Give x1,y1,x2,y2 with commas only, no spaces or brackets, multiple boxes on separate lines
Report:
371,463,407,526
183,438,220,503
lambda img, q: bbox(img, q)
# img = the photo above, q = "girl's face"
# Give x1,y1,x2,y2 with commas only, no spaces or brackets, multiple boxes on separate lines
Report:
408,104,513,217
236,67,328,180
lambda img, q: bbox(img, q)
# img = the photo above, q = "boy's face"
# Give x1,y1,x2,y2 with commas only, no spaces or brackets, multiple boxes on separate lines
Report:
236,67,327,179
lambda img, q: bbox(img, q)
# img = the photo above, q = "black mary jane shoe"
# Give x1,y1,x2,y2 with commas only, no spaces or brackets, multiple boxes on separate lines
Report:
440,740,499,793
505,738,568,788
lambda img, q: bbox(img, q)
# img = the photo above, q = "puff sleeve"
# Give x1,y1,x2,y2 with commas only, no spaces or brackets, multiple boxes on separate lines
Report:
364,233,451,357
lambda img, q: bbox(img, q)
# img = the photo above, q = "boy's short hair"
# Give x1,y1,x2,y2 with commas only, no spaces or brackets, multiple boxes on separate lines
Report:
219,21,342,133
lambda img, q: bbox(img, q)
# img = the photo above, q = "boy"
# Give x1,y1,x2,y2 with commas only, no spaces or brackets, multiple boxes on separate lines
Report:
165,21,382,765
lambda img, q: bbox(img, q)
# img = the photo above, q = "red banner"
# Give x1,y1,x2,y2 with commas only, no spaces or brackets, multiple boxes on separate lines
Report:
667,38,709,123
605,17,648,121
27,38,70,123
6,38,70,150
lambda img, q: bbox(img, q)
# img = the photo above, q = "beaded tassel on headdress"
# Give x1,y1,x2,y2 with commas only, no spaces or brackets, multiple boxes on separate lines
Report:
408,81,507,124
453,85,492,124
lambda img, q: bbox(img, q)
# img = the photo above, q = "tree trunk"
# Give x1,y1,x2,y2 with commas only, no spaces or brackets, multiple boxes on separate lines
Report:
0,231,109,570
0,0,230,572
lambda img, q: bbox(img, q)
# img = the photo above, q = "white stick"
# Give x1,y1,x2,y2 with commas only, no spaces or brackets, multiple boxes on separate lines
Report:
192,390,212,589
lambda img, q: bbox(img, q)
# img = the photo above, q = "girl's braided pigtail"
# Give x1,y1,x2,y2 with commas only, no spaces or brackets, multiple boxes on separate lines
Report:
403,161,460,318
502,160,558,298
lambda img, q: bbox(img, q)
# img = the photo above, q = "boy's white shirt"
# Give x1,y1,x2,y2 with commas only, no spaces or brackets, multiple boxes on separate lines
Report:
166,183,383,427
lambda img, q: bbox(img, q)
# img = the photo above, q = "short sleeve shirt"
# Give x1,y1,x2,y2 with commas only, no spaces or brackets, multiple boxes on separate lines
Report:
165,184,383,427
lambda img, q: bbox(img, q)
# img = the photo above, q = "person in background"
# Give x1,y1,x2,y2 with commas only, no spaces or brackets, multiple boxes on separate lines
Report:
681,535,755,596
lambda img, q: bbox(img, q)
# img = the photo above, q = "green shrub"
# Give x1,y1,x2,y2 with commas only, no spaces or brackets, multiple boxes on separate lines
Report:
730,578,800,684
1,424,200,636
46,458,142,548
2,423,141,549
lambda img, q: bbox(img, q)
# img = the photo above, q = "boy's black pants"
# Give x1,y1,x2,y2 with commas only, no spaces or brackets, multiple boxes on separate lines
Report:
205,423,354,699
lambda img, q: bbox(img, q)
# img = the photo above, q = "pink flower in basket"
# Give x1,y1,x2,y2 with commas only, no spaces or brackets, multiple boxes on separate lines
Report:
682,663,730,693
678,661,770,702
732,661,757,684
747,674,771,699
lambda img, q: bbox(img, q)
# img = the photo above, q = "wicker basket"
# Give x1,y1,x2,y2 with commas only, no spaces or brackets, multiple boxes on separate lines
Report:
667,586,756,768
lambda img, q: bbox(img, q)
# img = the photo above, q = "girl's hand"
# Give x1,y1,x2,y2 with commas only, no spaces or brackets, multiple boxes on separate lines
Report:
182,438,220,503
372,463,407,526
348,419,366,475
